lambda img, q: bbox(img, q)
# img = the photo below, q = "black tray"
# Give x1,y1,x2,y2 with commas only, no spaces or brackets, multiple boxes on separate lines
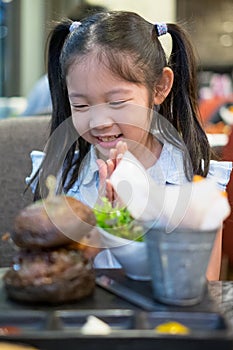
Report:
0,268,232,350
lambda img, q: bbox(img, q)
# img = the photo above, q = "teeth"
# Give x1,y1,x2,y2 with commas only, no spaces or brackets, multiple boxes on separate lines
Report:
100,135,119,142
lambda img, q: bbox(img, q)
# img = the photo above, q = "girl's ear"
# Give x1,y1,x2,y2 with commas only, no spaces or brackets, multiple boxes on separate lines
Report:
154,67,174,105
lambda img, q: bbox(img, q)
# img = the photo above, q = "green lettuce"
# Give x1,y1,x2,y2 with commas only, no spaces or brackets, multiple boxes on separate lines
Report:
93,197,144,242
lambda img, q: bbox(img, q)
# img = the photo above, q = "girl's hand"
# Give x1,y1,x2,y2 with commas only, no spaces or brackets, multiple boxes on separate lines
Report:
96,141,128,205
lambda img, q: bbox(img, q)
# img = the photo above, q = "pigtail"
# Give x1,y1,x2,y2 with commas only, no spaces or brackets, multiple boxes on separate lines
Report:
47,20,72,131
47,20,90,196
161,23,210,177
32,20,90,200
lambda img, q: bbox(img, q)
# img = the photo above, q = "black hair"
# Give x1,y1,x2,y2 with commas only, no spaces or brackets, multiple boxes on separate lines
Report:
31,11,211,200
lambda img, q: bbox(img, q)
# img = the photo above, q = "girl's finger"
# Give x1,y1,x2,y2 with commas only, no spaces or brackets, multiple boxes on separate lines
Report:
96,159,108,190
116,140,128,155
106,159,115,177
116,153,123,166
116,141,127,153
109,148,117,163
110,148,117,157
106,179,114,203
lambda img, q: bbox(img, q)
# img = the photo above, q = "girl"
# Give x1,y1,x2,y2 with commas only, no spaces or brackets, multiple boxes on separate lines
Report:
27,11,232,280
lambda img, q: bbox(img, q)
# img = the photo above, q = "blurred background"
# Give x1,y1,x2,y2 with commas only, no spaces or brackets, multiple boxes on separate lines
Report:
0,0,176,99
0,0,232,100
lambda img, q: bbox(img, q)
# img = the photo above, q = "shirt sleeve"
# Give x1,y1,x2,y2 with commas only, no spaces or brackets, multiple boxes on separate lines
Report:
25,150,45,193
207,160,232,191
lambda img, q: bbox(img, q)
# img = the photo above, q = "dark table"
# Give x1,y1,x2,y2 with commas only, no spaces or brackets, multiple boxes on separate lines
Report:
0,268,232,350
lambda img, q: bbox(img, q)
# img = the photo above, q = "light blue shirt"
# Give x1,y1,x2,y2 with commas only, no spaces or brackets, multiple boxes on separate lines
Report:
26,142,232,268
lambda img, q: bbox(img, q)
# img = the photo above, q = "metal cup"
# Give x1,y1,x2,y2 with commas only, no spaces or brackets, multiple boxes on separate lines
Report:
145,226,218,306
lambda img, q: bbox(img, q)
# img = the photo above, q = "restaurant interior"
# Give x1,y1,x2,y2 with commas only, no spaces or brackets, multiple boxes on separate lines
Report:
0,0,233,349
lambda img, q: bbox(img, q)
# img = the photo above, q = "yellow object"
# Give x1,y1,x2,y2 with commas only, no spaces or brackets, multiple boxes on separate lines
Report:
193,175,204,182
221,191,228,198
0,342,38,349
155,321,190,335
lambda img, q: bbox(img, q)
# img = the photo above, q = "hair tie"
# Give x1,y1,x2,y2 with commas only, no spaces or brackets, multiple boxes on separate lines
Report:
155,23,167,37
69,21,82,33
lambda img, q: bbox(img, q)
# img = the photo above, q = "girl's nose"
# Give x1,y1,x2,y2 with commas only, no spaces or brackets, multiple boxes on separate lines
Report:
89,105,114,129
89,118,114,130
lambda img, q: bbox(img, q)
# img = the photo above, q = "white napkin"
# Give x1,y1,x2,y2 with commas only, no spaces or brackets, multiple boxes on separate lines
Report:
110,151,230,231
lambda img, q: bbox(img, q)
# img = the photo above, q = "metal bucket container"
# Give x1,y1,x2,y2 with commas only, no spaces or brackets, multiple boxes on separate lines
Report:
145,227,218,306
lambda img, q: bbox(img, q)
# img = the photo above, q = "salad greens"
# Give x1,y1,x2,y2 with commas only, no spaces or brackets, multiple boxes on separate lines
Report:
93,197,144,242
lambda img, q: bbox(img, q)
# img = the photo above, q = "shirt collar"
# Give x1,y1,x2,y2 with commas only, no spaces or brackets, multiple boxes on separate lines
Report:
148,141,188,185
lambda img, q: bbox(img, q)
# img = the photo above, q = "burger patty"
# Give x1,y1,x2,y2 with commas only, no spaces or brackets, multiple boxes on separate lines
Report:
12,196,97,249
3,248,95,304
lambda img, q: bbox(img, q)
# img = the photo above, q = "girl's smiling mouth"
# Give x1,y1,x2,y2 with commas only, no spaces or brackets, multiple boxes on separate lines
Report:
96,134,122,142
96,134,123,148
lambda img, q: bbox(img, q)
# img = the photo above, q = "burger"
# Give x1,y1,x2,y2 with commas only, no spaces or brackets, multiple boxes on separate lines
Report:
3,176,98,304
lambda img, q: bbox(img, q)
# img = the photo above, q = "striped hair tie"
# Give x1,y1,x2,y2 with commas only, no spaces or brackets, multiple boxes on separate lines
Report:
155,23,168,37
69,21,82,33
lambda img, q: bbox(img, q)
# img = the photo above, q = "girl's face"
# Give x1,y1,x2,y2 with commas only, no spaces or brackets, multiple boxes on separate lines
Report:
67,57,157,162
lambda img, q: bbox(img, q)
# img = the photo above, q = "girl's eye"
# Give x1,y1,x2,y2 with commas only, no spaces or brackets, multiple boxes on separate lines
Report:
109,100,126,106
72,104,89,111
